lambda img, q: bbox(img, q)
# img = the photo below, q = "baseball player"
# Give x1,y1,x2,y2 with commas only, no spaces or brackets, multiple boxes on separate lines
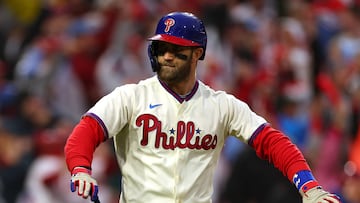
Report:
64,12,341,203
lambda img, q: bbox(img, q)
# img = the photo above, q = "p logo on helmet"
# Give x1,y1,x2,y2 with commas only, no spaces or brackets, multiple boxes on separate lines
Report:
164,18,175,32
147,12,207,72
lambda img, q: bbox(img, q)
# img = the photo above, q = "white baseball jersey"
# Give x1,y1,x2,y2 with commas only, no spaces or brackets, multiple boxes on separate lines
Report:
87,75,267,203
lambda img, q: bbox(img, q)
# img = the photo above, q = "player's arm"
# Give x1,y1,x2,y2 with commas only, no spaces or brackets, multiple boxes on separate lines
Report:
64,116,107,202
249,124,341,203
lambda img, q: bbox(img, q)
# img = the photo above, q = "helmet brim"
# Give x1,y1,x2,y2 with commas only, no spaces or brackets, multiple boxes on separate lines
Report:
148,34,201,47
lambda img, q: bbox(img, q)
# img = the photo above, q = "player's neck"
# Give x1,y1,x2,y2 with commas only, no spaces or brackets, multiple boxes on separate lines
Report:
164,76,196,96
172,82,195,96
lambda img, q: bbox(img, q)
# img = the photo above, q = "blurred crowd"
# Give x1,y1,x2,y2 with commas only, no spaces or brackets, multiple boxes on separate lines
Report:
0,0,359,202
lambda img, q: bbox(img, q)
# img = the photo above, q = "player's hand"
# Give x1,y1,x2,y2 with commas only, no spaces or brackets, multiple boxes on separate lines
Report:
70,167,99,202
301,186,341,203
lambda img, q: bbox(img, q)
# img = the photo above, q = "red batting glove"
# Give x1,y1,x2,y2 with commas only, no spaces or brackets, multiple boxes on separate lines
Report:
70,167,99,202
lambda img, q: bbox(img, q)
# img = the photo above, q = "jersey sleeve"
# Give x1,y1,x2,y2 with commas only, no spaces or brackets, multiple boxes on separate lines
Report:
224,94,311,183
225,94,267,142
86,85,135,138
64,116,106,172
65,85,136,172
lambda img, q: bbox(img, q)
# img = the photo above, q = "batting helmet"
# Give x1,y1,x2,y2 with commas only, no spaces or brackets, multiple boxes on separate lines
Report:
148,12,207,71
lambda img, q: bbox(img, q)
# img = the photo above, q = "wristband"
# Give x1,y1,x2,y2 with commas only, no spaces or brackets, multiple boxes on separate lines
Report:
293,170,319,192
72,166,92,175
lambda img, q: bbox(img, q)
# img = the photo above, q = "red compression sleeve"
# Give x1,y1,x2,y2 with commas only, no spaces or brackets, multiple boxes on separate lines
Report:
250,124,311,181
64,116,106,172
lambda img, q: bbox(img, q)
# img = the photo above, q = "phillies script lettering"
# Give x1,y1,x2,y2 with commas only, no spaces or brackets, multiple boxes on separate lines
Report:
136,114,217,150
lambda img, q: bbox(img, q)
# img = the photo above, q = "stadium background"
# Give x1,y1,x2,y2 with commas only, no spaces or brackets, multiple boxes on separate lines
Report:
0,0,359,202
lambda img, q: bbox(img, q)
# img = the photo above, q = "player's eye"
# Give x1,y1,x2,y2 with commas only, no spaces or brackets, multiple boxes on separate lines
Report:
174,53,188,60
157,42,191,60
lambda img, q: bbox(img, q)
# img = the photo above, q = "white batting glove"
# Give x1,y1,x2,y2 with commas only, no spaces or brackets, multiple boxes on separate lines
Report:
301,186,341,203
70,167,99,202
293,170,341,203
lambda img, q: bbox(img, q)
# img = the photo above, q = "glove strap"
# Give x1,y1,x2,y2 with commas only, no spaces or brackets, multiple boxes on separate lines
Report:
293,170,319,193
301,181,321,194
72,166,92,175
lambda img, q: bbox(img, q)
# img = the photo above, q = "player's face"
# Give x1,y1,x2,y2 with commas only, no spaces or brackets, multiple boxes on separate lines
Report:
156,41,195,84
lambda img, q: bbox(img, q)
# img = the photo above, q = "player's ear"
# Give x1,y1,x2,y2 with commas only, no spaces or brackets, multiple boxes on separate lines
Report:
192,47,204,60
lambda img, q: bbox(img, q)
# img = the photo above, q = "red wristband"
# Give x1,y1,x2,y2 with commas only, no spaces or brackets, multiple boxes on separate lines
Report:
72,167,92,175
301,180,320,193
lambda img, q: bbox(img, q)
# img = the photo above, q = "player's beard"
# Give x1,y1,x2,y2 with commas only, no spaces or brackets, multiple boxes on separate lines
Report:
157,55,192,85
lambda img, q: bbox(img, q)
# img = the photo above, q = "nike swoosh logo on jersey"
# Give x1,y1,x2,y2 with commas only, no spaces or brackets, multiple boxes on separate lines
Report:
149,103,162,109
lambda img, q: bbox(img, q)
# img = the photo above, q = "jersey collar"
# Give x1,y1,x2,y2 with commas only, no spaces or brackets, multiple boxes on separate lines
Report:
158,78,199,103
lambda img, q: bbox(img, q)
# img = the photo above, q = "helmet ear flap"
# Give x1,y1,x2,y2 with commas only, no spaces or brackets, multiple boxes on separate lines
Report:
148,42,160,72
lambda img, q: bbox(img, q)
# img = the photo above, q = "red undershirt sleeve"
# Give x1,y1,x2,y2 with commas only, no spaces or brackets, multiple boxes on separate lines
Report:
64,116,107,172
249,124,311,181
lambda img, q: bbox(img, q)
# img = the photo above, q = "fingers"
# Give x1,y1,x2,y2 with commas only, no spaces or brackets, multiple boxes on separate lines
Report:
70,180,76,192
70,170,99,202
323,195,341,203
90,185,99,201
71,179,98,199
82,179,91,198
71,179,87,198
317,194,341,203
